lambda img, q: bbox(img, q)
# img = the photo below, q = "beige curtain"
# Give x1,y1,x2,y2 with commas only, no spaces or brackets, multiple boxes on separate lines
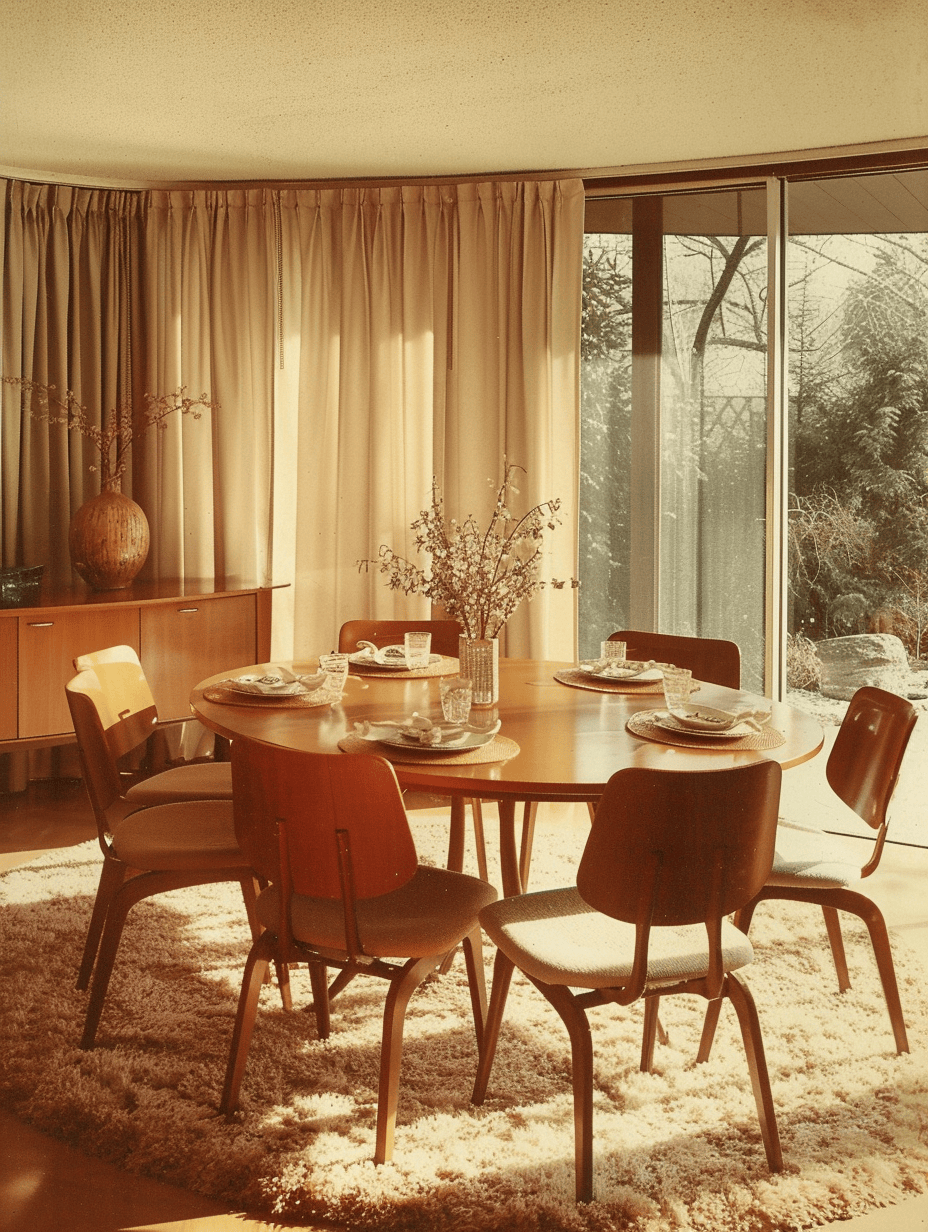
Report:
136,190,276,585
1,182,276,590
276,179,584,661
2,176,583,661
0,180,137,585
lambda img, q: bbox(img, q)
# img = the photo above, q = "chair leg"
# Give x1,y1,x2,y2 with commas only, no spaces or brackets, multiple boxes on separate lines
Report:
80,867,249,1051
832,888,909,1054
724,972,783,1173
307,961,330,1038
528,976,595,1205
80,868,188,1050
749,886,909,1054
460,925,488,1051
375,955,441,1164
274,960,293,1013
239,874,278,992
640,996,660,1072
219,931,277,1114
325,967,359,1003
77,854,127,990
822,904,851,992
700,894,762,1062
697,996,724,1063
472,948,517,1104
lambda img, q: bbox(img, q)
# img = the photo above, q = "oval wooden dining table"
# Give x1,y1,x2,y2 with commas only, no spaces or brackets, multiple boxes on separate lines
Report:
190,657,824,898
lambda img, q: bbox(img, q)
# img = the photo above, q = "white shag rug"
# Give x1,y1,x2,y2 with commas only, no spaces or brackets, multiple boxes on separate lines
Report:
0,810,926,1232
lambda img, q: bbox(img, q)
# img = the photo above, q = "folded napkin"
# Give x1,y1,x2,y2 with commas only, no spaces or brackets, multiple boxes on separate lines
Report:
670,704,772,733
352,641,409,666
353,712,501,746
582,658,662,681
225,665,327,696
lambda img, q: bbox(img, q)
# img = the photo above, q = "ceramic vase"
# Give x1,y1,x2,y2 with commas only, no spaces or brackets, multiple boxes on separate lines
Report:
458,635,499,705
68,489,150,590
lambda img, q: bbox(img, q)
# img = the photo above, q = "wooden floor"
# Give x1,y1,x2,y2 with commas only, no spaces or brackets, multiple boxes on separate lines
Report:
1,779,926,1232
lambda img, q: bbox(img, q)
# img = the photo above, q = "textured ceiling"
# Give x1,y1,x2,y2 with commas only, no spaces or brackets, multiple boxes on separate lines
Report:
1,0,927,185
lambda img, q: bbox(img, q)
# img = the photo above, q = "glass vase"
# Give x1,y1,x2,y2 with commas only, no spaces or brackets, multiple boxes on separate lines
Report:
458,635,499,705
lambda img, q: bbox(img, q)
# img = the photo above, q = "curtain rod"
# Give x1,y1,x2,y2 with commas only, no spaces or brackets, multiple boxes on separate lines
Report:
3,135,926,195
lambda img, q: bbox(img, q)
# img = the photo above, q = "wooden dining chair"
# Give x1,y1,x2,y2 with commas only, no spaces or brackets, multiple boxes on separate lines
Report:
697,685,918,1061
337,618,463,659
607,629,741,689
472,760,784,1203
337,618,489,883
72,645,233,801
66,654,262,1050
219,738,497,1163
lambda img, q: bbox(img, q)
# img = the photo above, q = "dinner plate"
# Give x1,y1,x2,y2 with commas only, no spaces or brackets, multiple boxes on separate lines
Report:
577,659,664,683
653,711,756,739
668,703,769,732
354,722,494,752
225,674,319,698
348,648,443,669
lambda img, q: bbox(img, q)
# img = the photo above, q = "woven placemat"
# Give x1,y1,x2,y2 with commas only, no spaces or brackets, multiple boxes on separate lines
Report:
202,684,344,708
554,668,700,697
626,709,786,751
337,732,519,765
348,655,460,680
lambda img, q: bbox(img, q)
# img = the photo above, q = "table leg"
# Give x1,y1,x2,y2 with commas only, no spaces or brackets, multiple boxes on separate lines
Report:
446,796,465,873
498,799,521,897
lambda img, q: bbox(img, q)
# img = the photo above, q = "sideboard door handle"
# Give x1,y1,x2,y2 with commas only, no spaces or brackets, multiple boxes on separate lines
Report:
26,621,54,628
177,607,199,614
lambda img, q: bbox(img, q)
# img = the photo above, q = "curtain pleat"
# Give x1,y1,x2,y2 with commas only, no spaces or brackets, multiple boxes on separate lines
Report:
2,175,582,659
1,181,136,585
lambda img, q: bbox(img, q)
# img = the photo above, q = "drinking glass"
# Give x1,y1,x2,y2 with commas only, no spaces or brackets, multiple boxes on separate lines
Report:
404,630,432,669
600,639,626,663
439,675,473,724
662,665,692,715
319,653,350,698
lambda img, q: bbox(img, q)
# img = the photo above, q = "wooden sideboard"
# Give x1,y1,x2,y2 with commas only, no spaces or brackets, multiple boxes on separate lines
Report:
0,579,273,753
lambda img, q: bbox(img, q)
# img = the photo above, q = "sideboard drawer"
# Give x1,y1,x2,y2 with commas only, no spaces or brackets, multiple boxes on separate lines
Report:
140,593,258,720
0,618,17,741
18,607,141,738
0,582,274,752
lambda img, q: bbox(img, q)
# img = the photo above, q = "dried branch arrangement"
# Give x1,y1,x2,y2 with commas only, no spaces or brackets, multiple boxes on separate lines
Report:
363,464,578,639
2,376,219,492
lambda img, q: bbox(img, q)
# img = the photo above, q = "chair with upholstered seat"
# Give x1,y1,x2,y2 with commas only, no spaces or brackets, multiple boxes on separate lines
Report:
66,655,260,1050
607,629,741,689
472,760,784,1203
698,685,918,1061
337,619,489,882
219,738,497,1163
72,645,233,805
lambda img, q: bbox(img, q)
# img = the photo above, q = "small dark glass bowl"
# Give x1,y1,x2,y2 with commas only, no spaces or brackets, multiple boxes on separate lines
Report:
0,564,44,608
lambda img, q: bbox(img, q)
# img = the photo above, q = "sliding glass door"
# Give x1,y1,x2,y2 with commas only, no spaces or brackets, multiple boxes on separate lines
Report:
581,166,928,706
786,171,928,673
581,185,770,690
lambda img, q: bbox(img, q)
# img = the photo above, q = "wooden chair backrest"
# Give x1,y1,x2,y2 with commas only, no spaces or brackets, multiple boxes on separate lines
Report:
577,762,781,927
338,619,462,659
608,630,741,690
65,657,159,825
827,686,917,831
231,738,418,901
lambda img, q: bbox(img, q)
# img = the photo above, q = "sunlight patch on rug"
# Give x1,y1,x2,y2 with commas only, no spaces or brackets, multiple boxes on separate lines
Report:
0,811,926,1231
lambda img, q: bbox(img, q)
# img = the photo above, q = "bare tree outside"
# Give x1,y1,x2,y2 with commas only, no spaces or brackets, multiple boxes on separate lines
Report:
580,217,928,684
